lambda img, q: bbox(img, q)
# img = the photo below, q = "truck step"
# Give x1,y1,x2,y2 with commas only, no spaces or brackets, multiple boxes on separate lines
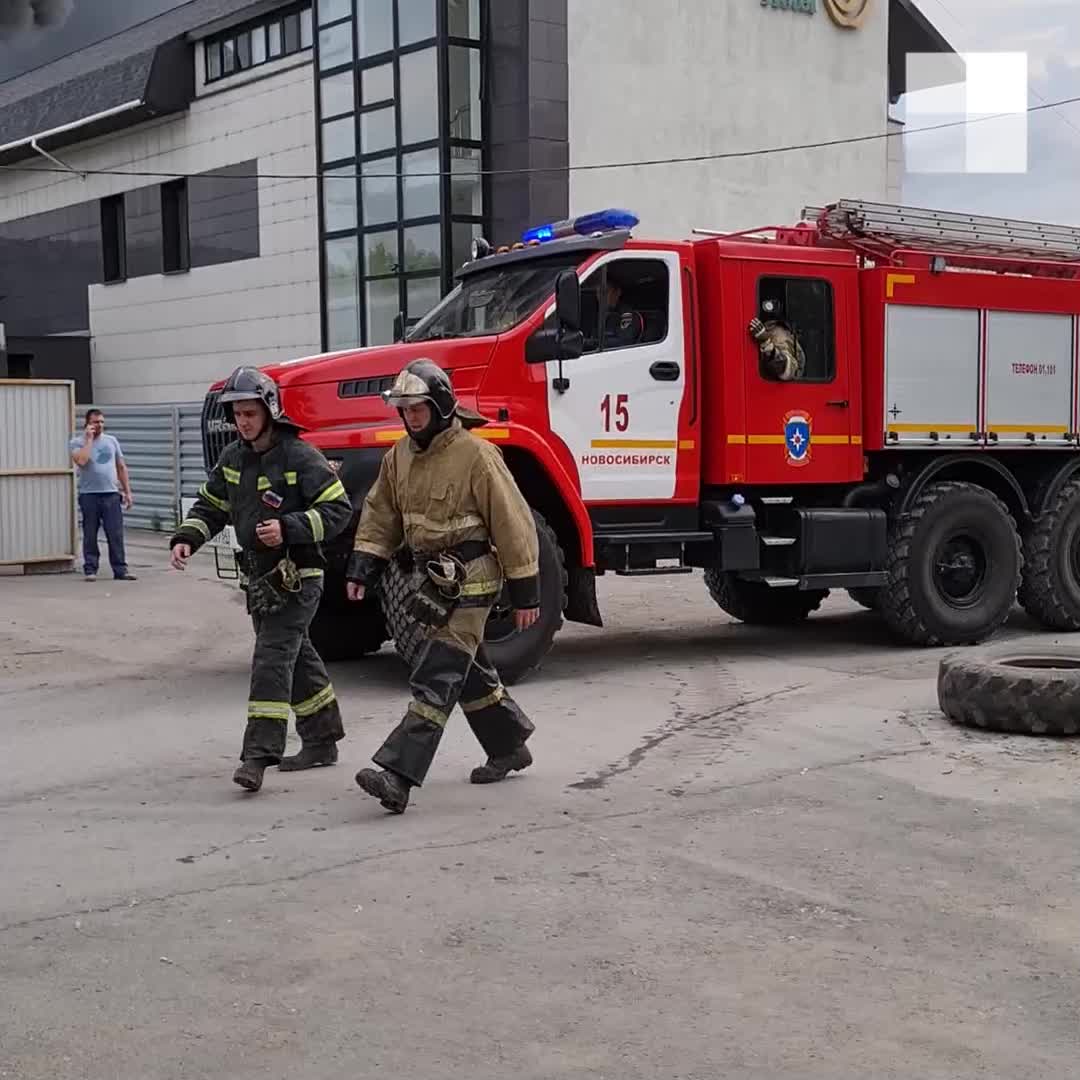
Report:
761,535,796,547
761,576,800,587
596,530,713,545
760,496,793,505
614,566,695,577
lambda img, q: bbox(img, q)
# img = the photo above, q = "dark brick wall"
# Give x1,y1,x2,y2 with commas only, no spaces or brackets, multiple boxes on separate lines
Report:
485,0,568,246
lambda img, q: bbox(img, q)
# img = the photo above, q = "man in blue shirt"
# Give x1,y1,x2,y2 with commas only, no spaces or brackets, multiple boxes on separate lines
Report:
69,409,136,582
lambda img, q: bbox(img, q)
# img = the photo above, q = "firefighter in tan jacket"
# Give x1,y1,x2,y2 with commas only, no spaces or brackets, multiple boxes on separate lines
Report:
345,359,540,814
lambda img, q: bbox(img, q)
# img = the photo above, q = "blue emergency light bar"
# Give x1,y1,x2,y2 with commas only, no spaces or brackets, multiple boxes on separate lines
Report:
521,208,639,245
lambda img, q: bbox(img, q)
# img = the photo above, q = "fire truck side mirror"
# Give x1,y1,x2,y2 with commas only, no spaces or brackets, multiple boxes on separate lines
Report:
555,269,581,331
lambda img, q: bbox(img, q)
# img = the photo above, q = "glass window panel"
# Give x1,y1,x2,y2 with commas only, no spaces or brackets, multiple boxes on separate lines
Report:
320,71,355,119
234,31,250,69
404,224,441,273
268,21,283,57
399,49,438,145
319,21,353,69
323,166,357,232
399,0,435,45
322,115,356,162
361,106,396,155
447,0,480,39
450,147,482,216
300,7,314,48
357,0,392,56
251,26,267,64
361,165,398,225
362,62,393,105
284,12,301,52
365,230,400,276
325,237,361,349
448,46,481,141
452,221,483,273
402,147,439,218
365,277,399,346
222,38,237,73
206,41,221,81
317,0,351,25
407,276,442,321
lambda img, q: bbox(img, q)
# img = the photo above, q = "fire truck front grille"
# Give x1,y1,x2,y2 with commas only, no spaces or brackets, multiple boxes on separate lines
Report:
201,390,236,473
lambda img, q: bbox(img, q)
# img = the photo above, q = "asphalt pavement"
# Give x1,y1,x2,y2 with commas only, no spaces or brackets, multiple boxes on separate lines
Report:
3,530,1080,1080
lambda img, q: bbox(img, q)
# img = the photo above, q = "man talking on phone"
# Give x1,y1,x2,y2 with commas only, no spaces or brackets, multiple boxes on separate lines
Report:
168,367,353,793
69,409,136,582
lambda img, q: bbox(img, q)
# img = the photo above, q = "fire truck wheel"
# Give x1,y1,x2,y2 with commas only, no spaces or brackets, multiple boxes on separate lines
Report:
846,587,881,611
937,646,1080,735
1018,477,1080,631
309,589,389,662
703,571,828,625
379,510,568,686
881,480,1022,647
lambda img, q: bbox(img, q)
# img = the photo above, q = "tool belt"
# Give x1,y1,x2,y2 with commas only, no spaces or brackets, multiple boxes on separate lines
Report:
405,540,492,629
243,551,303,617
395,539,491,575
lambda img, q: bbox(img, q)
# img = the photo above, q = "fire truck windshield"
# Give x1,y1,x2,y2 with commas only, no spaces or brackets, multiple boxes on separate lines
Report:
408,254,585,342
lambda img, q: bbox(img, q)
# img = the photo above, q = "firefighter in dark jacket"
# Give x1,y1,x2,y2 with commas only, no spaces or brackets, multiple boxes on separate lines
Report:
345,358,540,814
169,366,353,793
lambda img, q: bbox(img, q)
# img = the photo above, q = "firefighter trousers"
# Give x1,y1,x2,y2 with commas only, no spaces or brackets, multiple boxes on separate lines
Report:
372,600,534,787
243,576,346,764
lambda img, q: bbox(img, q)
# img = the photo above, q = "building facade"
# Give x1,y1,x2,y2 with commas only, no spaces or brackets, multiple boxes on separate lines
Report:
0,0,950,404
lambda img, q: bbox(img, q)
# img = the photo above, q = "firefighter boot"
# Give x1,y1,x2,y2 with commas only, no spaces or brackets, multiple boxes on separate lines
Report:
233,759,269,792
355,767,411,814
278,740,338,772
470,744,533,784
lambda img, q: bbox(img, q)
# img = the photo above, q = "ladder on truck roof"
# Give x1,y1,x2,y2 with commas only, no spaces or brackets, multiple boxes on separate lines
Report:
802,199,1080,278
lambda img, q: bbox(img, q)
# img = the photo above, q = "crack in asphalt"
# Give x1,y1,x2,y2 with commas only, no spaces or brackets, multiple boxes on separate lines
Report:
568,682,812,790
0,741,932,938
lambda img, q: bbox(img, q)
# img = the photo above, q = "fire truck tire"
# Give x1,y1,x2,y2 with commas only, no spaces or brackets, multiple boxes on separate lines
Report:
379,510,568,686
1018,477,1080,631
703,571,828,625
880,480,1022,647
847,587,881,611
937,646,1080,736
309,593,388,662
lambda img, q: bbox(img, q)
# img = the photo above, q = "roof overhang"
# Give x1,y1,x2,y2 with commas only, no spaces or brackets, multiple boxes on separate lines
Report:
0,37,194,169
888,0,963,104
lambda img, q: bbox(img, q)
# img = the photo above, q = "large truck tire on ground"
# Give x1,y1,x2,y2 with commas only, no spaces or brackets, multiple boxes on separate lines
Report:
201,200,1080,681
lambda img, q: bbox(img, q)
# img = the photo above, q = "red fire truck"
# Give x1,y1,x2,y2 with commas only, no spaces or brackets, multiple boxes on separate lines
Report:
200,199,1080,683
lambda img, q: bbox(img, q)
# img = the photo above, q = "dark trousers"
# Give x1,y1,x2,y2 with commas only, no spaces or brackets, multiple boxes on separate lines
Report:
373,599,535,787
243,577,346,763
78,492,128,578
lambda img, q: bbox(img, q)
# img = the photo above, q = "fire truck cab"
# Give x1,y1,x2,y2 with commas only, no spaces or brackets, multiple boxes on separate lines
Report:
201,201,1080,682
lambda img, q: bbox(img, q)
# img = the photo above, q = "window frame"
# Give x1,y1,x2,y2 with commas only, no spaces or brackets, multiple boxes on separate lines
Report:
754,274,837,384
161,178,190,275
100,194,127,285
204,2,314,87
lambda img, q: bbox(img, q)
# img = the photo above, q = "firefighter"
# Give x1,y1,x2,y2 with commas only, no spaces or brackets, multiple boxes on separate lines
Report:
345,358,540,815
748,298,806,381
168,366,353,793
603,280,644,348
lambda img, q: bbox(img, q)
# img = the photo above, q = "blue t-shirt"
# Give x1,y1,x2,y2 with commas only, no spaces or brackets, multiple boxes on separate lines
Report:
69,433,124,495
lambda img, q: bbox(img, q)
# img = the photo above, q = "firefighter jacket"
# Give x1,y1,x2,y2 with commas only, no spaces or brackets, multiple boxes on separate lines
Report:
170,429,352,574
347,419,541,609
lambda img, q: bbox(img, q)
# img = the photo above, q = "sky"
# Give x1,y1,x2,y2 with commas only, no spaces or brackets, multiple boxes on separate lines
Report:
901,0,1080,225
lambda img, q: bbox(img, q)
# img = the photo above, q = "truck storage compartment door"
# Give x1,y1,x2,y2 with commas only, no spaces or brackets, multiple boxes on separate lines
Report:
884,304,980,445
985,311,1075,445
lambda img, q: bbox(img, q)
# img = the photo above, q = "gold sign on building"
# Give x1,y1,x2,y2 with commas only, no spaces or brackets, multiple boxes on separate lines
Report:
824,0,870,28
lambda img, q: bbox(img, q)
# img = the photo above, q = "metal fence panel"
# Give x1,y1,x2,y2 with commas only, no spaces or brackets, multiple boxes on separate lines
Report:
0,379,76,566
75,402,208,533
